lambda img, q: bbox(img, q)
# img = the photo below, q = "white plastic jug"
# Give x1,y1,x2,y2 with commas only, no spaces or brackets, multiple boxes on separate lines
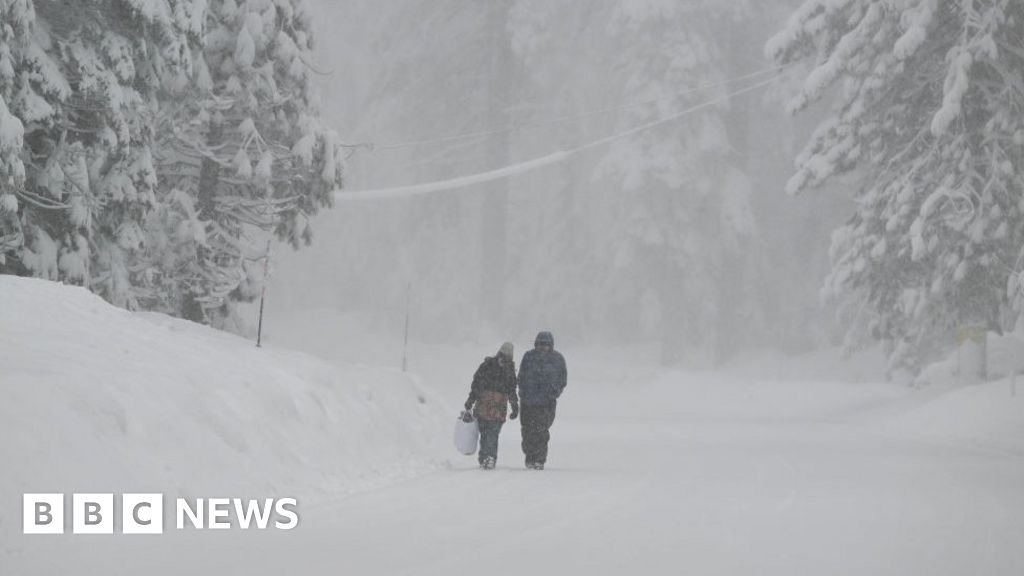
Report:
454,410,479,455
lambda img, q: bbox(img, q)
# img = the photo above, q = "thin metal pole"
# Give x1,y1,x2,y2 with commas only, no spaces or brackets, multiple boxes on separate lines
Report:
256,239,272,348
402,281,412,371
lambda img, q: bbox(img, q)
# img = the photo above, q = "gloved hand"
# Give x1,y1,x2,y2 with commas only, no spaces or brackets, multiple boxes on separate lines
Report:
509,405,519,420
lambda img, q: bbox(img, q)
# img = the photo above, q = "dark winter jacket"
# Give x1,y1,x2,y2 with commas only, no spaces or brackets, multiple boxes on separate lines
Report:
467,356,519,422
518,333,567,406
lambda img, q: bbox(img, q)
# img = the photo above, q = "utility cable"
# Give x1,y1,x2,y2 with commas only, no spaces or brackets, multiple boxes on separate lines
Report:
335,72,785,201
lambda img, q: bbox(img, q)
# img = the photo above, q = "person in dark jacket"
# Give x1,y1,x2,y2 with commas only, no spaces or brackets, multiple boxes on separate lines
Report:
517,331,566,470
464,342,519,469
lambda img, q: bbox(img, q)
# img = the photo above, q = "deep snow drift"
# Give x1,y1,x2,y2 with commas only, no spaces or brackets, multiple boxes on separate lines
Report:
0,277,444,550
3,276,1024,575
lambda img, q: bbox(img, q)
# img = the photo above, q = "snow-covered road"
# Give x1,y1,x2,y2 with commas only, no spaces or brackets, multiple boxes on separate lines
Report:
272,373,1024,575
24,365,1024,575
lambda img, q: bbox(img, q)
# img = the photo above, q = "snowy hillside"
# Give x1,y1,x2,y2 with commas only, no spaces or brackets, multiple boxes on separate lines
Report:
0,276,444,530
3,275,1024,574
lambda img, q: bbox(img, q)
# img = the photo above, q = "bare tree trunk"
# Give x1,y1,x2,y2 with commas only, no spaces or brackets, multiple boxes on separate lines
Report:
714,13,755,365
183,120,224,323
957,325,988,382
478,1,513,331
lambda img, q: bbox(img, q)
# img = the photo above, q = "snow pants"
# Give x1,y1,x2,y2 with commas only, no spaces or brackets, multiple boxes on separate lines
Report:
478,418,504,465
520,402,557,465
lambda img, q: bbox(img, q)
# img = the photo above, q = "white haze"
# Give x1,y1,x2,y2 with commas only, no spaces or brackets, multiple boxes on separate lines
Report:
5,2,1024,574
263,0,855,366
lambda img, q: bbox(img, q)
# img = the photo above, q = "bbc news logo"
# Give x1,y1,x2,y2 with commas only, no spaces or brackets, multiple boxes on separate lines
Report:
23,494,299,534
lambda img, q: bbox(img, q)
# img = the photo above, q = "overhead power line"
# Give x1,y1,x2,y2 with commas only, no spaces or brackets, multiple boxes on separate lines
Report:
370,64,787,152
335,72,785,201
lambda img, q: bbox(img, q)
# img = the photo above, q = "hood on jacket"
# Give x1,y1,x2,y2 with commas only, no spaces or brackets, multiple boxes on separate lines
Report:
534,331,554,348
498,341,514,360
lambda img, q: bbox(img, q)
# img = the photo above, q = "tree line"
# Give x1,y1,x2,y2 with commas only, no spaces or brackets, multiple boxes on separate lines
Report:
0,0,343,328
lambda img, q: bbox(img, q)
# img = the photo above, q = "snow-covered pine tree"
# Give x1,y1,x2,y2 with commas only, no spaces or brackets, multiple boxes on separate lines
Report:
586,1,757,364
322,0,520,340
0,0,32,262
768,0,1024,373
336,0,767,352
0,0,202,308
153,0,343,327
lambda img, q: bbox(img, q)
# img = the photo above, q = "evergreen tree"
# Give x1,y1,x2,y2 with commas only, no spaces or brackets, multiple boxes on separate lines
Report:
153,0,343,328
0,0,203,308
321,0,778,351
769,0,1024,372
0,0,340,329
329,0,517,339
508,1,760,361
0,0,33,260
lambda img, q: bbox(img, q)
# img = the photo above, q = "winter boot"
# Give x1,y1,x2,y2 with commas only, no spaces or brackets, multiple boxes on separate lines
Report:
480,456,496,470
